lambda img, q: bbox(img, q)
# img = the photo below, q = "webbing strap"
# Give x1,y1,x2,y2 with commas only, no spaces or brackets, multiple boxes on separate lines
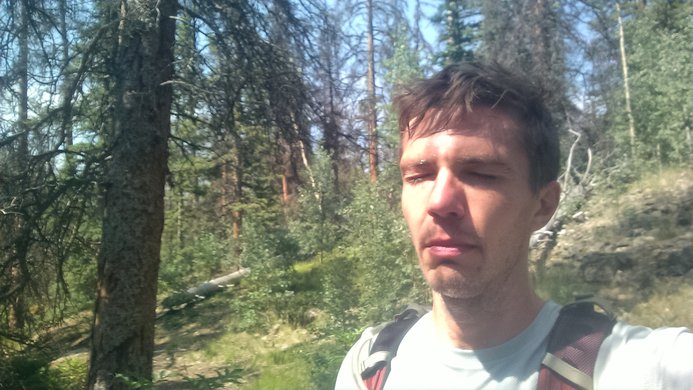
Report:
363,365,389,390
358,301,614,390
538,301,616,390
360,351,393,378
542,352,593,390
359,307,426,390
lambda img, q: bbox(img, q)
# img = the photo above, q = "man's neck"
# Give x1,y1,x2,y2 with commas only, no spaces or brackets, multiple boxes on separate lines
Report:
431,286,544,350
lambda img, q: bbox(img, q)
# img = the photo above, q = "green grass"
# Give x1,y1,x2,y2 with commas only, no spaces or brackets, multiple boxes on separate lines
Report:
293,259,320,273
621,272,693,329
245,347,313,390
533,265,596,305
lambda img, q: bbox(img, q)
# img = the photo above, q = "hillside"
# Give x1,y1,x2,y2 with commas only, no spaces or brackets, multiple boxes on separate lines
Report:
534,167,693,328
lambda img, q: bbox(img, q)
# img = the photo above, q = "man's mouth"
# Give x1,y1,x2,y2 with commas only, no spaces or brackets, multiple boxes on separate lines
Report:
425,239,476,258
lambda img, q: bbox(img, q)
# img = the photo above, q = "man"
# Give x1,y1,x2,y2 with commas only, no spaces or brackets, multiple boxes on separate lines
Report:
334,62,693,390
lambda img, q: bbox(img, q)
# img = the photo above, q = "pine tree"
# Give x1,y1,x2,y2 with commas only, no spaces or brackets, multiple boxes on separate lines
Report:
87,1,177,388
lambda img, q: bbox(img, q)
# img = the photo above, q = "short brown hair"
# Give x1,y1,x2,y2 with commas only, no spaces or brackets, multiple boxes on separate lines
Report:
394,61,560,192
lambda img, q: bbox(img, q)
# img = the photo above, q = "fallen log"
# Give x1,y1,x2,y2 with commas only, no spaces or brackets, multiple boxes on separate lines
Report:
157,267,250,318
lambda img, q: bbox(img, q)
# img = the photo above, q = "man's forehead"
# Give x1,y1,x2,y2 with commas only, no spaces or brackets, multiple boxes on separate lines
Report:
401,108,521,148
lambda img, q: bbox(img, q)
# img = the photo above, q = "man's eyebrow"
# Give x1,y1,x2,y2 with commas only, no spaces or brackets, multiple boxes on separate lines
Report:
400,157,432,167
400,158,435,170
454,157,515,172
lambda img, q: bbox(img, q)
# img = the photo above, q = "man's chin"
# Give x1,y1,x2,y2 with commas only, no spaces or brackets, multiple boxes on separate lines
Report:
427,275,482,299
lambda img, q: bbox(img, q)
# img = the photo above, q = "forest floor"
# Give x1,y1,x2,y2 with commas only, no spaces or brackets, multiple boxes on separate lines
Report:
151,290,333,390
47,167,693,389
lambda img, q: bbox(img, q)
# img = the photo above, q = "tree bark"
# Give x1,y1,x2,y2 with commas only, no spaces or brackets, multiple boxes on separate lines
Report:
8,0,30,334
616,2,636,157
158,268,250,316
87,1,177,389
18,0,28,164
366,0,378,183
59,0,74,149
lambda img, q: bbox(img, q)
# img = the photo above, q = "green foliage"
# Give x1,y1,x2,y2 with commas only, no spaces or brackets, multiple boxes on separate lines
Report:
317,252,360,331
50,357,88,390
617,1,692,165
288,148,344,261
0,352,87,390
382,26,424,93
114,373,154,390
304,339,351,390
7,1,692,388
340,173,429,323
227,217,301,331
431,0,479,65
0,352,51,390
181,368,245,390
245,347,313,390
160,232,237,294
381,25,424,165
534,266,595,305
242,340,349,390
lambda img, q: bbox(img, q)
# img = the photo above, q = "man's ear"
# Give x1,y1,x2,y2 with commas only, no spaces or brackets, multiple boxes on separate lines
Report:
531,180,561,231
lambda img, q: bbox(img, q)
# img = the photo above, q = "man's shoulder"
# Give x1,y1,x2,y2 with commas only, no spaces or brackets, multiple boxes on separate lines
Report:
601,320,693,356
334,308,432,390
596,321,693,389
602,321,693,354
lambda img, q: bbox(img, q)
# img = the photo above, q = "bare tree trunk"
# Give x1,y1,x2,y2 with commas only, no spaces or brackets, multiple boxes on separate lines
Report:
281,173,290,204
159,268,250,315
176,192,183,249
446,0,456,64
319,11,341,190
232,209,242,241
8,0,31,334
414,0,422,51
616,2,636,157
231,145,243,241
87,1,177,389
18,0,28,163
689,112,693,173
366,0,378,183
59,0,74,148
299,138,320,206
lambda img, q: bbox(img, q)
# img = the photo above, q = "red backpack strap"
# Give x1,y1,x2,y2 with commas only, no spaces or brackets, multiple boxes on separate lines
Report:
538,299,616,390
359,307,426,390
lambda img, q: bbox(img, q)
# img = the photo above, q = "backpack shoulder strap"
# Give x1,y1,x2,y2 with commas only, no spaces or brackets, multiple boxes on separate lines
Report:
357,306,427,390
538,299,616,390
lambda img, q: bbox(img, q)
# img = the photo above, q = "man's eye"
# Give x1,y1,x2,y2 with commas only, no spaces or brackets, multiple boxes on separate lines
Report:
469,172,497,181
405,174,429,184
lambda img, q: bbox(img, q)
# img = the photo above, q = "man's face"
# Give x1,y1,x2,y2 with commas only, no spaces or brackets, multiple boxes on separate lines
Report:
400,107,557,299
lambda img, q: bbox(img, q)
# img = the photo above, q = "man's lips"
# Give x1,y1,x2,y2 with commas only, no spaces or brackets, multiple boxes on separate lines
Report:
424,239,477,257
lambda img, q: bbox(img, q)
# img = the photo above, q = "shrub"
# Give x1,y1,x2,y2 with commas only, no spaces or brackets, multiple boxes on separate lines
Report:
0,351,87,390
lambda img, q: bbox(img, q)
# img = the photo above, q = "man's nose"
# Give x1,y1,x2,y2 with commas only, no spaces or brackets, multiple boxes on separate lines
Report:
426,170,465,218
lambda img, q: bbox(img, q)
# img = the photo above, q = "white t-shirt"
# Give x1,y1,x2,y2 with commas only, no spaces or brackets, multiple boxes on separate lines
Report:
334,301,693,390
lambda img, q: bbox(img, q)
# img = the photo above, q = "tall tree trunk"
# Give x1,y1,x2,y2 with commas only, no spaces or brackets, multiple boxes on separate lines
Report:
87,1,177,389
616,2,636,157
366,0,378,183
59,0,73,148
319,9,341,190
18,0,28,163
8,0,31,334
689,126,692,173
414,0,422,51
446,0,456,65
